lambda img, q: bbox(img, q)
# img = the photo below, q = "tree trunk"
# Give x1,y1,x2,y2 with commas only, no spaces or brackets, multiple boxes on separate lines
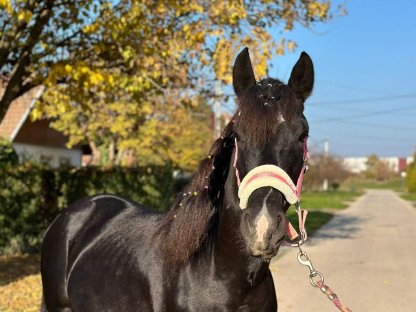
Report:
0,0,54,123
0,52,31,122
108,138,115,165
89,141,101,166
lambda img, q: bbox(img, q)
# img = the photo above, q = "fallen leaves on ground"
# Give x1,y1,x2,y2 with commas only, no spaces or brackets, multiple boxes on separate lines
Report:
0,254,42,312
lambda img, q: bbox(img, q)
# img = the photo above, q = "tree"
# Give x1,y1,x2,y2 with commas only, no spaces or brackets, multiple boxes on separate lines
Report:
0,0,108,121
2,0,345,167
364,154,395,181
37,84,212,169
406,152,416,193
304,153,349,191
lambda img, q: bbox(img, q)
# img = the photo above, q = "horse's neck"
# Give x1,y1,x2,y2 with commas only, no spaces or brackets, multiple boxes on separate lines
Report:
209,170,271,286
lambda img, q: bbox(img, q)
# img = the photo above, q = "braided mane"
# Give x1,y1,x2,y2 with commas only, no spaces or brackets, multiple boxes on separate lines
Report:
158,120,236,263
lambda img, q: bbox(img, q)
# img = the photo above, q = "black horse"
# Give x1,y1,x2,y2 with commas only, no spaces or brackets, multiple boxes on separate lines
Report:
41,48,314,312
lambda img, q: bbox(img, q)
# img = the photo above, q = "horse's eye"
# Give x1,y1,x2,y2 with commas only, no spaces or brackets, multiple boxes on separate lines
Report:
299,133,308,143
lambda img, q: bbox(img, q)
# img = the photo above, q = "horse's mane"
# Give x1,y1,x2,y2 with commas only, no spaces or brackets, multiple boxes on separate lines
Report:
158,121,236,264
158,78,302,264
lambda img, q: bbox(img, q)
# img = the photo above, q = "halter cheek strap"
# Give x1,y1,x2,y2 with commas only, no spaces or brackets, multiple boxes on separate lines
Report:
233,138,241,188
233,138,309,246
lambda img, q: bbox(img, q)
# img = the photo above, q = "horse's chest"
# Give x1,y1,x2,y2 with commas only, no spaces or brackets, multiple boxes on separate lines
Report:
174,272,276,311
176,277,231,309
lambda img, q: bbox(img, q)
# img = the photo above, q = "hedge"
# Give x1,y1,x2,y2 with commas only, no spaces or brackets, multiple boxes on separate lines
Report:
0,164,187,254
407,161,416,193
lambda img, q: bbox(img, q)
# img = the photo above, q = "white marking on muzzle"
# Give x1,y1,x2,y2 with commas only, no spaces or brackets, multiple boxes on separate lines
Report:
255,189,273,244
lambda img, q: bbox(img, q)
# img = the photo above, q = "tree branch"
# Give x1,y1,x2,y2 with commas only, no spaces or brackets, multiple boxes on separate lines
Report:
0,0,55,123
0,52,30,122
16,80,39,98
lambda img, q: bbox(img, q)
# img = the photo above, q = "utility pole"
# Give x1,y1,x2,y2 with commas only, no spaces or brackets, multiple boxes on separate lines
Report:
323,138,329,191
214,81,222,139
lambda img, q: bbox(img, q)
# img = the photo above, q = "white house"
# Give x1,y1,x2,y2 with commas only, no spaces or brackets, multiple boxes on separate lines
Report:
343,156,414,174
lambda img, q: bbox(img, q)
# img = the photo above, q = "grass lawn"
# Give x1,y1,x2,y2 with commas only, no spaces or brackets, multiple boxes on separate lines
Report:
286,190,363,236
287,210,333,236
344,177,406,192
400,192,416,207
345,177,416,208
300,190,363,210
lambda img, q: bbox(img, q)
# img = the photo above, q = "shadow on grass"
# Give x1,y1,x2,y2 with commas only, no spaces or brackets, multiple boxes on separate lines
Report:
0,254,40,286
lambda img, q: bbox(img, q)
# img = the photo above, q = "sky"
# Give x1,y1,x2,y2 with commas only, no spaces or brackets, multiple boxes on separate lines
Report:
263,0,416,158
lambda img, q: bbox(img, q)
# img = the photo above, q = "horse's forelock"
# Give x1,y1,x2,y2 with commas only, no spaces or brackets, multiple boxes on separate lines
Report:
235,79,302,147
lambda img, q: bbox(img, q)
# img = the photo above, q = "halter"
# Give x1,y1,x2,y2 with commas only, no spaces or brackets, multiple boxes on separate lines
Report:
233,137,309,247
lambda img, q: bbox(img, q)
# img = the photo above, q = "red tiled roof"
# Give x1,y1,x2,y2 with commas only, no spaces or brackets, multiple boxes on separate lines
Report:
0,83,44,140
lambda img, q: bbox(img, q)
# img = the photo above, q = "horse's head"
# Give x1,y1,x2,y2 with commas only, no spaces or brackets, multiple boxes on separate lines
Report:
230,48,314,259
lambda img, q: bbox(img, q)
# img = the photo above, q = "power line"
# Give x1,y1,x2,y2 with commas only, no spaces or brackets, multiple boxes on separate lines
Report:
309,93,416,106
330,133,413,143
313,133,415,146
311,104,416,123
330,141,414,150
340,120,416,131
316,80,398,96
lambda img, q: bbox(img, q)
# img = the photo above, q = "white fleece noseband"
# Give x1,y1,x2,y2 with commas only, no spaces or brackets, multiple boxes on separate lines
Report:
238,165,299,209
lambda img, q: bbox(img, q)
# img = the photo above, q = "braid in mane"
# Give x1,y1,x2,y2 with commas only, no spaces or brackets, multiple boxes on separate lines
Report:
158,120,236,264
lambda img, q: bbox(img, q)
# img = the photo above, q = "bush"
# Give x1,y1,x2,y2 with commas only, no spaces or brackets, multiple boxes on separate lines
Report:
407,158,416,193
303,153,350,191
0,138,18,166
0,164,183,254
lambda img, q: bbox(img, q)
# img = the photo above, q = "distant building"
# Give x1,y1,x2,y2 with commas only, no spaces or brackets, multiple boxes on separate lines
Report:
343,156,414,174
0,81,82,167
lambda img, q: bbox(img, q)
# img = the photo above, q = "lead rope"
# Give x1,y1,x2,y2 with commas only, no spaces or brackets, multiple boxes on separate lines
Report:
297,245,353,312
295,143,352,311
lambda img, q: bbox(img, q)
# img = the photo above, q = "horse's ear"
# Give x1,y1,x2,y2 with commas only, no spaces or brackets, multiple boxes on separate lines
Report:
288,52,314,99
233,48,256,97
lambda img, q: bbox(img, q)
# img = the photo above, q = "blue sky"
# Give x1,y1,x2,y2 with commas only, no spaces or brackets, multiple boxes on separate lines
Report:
265,0,416,157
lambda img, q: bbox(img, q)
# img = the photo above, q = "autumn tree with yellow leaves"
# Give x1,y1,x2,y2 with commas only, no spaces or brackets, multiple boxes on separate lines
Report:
1,0,345,169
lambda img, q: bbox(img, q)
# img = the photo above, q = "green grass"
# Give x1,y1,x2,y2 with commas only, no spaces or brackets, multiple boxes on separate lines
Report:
300,190,363,210
344,177,406,192
285,190,363,237
287,210,333,237
344,177,415,208
400,192,416,207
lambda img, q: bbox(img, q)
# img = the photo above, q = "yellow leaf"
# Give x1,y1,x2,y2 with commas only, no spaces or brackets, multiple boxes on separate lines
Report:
17,10,32,22
0,0,11,12
64,64,72,73
287,40,297,52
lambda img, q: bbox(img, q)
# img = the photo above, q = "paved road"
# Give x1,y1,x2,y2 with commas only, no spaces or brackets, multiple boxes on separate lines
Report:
270,190,416,312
